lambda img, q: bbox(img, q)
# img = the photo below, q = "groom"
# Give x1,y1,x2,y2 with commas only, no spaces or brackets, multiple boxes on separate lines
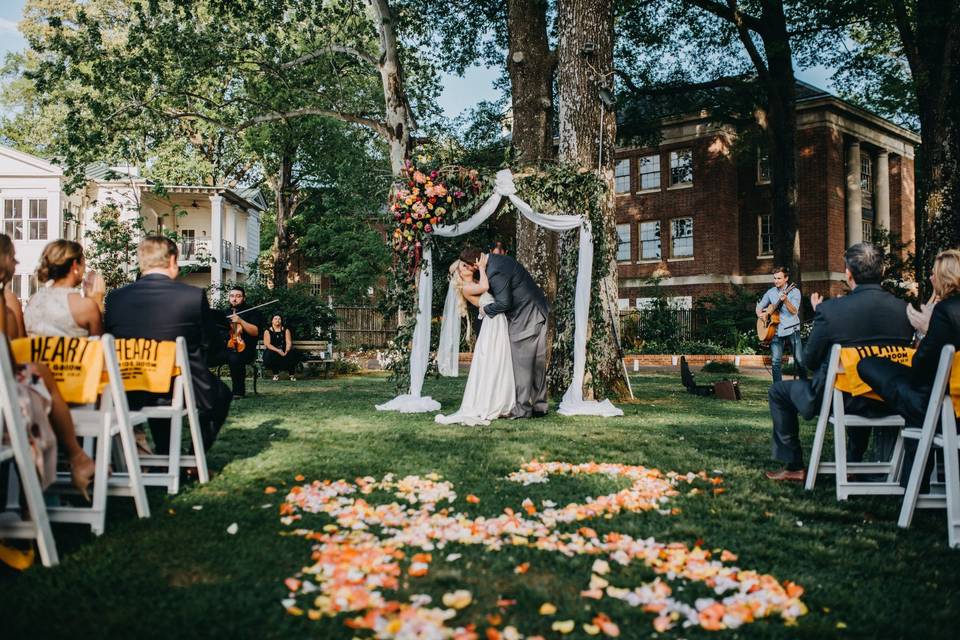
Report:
460,247,550,418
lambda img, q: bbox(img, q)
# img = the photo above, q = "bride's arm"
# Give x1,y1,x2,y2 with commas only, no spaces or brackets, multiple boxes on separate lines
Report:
461,255,489,297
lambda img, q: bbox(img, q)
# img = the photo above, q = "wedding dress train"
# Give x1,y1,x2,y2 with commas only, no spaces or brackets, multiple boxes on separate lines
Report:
435,293,515,426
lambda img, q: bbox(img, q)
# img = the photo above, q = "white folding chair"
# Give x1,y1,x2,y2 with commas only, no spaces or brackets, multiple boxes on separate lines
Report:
137,337,210,494
805,344,906,498
45,334,151,535
0,340,59,567
897,345,960,546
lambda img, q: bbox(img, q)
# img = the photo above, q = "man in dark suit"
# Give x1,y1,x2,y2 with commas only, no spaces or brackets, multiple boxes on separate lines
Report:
225,286,264,398
459,246,550,418
104,236,231,453
766,242,913,481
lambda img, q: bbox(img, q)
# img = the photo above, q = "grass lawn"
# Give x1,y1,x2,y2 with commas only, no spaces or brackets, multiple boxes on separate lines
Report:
1,370,958,639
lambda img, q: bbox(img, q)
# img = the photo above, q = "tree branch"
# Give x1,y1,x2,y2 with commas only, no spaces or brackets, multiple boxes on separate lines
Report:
685,0,764,33
235,107,390,138
280,45,378,70
727,0,769,82
889,0,922,80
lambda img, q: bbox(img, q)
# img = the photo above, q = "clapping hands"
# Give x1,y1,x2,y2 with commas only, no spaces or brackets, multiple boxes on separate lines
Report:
907,292,939,336
810,292,823,311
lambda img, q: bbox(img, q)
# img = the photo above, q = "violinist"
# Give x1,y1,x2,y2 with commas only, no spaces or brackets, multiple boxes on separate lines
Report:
225,286,265,399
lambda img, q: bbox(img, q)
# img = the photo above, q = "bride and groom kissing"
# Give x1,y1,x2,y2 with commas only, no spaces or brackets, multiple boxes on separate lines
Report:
436,246,550,426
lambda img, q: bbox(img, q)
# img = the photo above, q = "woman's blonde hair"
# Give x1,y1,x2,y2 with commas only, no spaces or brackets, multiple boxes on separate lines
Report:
933,249,960,299
37,239,84,283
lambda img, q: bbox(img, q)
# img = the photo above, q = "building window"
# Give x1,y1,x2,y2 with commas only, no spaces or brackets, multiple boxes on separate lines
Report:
617,298,629,311
28,199,48,240
614,159,631,193
639,221,661,260
309,273,324,297
639,154,661,190
669,149,693,186
758,214,773,256
861,153,873,211
670,217,693,258
3,200,23,240
616,223,632,262
862,219,873,242
757,147,771,183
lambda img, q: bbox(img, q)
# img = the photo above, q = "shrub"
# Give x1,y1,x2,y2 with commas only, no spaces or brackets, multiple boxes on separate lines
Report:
702,361,740,374
694,285,760,351
210,278,337,342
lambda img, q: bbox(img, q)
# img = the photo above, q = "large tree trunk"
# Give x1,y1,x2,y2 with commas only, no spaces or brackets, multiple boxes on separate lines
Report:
556,0,630,400
506,0,559,343
271,154,295,290
760,1,802,293
367,0,413,175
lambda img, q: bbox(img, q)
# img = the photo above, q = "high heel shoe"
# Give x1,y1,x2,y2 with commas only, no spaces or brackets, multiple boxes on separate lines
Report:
69,451,96,503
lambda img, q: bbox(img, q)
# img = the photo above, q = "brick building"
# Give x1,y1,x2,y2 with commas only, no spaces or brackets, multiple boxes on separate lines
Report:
613,82,920,309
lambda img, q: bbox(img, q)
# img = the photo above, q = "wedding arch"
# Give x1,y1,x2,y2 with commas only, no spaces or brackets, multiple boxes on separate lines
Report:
375,169,622,418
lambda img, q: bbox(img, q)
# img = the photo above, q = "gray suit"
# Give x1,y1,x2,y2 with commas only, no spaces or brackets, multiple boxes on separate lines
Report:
482,254,550,417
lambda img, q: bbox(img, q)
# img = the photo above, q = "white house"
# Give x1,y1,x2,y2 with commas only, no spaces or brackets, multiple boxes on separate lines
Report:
0,144,265,299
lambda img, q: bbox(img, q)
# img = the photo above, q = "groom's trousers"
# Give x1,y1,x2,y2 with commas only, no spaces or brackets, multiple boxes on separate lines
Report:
510,317,548,418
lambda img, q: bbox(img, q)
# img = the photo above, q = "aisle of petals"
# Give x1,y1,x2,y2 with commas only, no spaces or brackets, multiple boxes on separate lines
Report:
277,461,808,638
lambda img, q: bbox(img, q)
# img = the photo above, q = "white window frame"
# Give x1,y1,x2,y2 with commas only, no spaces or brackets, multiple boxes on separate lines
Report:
639,220,661,261
3,199,24,240
669,149,693,187
614,159,631,194
758,213,773,257
616,223,632,262
617,298,630,311
638,154,661,191
670,216,693,259
861,153,873,210
862,219,873,242
28,199,48,240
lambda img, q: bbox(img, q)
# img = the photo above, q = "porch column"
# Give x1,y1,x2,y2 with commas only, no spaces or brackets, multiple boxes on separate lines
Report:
845,140,863,247
210,194,223,290
875,150,891,234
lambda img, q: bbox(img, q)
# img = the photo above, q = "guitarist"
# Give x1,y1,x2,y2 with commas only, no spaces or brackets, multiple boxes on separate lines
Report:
756,266,806,382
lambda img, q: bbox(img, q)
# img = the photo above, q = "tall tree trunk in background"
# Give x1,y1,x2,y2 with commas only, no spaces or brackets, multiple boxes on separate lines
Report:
506,0,559,339
889,0,960,287
759,1,802,292
556,0,630,400
270,153,298,290
367,0,414,175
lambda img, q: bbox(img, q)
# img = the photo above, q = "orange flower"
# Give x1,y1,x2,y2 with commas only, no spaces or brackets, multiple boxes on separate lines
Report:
514,562,530,574
264,486,277,494
699,603,727,630
466,494,481,504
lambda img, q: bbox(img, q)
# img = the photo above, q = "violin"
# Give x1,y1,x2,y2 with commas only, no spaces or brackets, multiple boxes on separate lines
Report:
227,319,246,353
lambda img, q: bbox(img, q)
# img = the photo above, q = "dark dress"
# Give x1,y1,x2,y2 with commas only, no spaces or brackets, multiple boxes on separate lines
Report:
263,327,298,375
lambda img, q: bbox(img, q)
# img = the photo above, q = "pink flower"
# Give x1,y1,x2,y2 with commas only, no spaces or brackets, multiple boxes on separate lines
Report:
424,224,432,233
413,171,427,184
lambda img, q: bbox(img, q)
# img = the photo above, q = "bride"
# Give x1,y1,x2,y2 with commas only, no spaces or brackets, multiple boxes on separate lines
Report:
435,254,515,426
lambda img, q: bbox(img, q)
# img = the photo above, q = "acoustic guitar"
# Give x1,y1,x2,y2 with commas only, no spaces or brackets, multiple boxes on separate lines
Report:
756,283,798,345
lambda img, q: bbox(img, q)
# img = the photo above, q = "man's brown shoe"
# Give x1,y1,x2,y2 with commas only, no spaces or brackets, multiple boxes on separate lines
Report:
765,468,806,482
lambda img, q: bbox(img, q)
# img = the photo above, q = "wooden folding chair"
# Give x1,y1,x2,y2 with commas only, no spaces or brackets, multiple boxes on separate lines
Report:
805,344,907,498
10,335,151,535
0,339,59,567
136,337,210,494
897,345,960,547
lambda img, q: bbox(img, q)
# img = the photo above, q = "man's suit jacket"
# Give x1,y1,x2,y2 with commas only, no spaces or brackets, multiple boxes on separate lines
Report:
910,295,960,388
482,254,550,339
104,273,224,412
803,283,914,397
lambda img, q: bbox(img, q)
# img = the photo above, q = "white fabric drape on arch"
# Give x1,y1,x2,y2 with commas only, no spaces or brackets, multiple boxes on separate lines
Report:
375,169,622,417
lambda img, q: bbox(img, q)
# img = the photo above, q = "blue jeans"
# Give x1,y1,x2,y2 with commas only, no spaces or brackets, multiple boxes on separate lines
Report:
770,330,806,383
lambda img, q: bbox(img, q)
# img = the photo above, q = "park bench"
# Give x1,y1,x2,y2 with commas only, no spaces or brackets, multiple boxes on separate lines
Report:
292,340,334,377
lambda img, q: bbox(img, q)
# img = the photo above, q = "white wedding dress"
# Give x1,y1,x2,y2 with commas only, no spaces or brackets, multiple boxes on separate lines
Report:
435,292,515,426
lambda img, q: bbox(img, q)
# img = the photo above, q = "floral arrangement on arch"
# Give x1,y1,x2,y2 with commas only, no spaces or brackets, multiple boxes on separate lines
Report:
389,159,484,269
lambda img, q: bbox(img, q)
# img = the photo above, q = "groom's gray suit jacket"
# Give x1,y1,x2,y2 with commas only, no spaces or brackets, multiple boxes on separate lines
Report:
482,254,550,336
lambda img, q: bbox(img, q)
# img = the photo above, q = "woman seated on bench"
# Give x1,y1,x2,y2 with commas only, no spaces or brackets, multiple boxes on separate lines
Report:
263,313,299,381
1,234,95,500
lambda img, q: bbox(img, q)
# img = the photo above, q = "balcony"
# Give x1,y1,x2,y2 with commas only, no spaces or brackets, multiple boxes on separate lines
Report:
222,240,233,266
179,238,212,263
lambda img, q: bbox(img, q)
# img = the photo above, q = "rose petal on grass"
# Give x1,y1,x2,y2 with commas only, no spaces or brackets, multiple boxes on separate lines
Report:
514,562,530,574
552,620,575,634
226,522,238,535
539,603,557,615
264,486,278,494
441,590,472,610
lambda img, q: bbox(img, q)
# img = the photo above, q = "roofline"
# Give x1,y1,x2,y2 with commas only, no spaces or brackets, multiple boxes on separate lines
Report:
0,144,64,176
91,180,265,211
796,95,921,144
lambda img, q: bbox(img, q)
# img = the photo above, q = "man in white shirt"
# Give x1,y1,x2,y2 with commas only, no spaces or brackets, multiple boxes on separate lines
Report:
756,266,806,383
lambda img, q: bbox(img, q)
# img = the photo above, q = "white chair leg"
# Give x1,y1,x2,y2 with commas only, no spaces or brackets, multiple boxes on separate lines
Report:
5,429,59,567
899,425,941,529
806,413,830,490
887,432,905,483
940,406,960,548
91,422,112,536
168,415,182,495
183,387,209,484
834,395,850,501
117,418,150,519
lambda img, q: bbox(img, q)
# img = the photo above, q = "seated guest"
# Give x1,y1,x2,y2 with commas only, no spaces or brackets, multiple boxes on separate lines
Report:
766,242,914,481
25,240,104,337
104,236,231,453
858,249,960,470
0,234,95,498
263,313,298,381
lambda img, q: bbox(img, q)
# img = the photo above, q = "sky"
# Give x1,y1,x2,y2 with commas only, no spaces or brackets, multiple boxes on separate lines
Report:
0,0,835,121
